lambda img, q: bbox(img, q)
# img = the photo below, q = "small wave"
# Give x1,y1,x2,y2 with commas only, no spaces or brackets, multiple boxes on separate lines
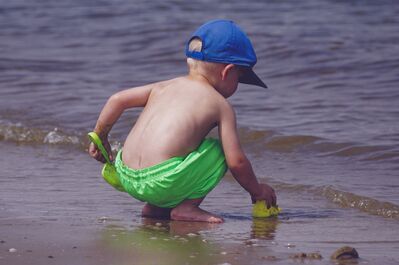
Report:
238,127,274,144
43,128,81,145
237,127,398,161
0,122,83,148
2,121,397,163
0,122,123,153
273,182,399,219
265,135,321,153
363,151,399,161
321,186,399,219
329,145,390,157
0,57,85,73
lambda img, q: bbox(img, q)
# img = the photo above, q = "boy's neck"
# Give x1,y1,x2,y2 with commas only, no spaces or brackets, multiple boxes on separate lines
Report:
188,71,218,89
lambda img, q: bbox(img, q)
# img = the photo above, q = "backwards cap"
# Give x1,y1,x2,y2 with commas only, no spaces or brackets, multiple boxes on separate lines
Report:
185,19,267,88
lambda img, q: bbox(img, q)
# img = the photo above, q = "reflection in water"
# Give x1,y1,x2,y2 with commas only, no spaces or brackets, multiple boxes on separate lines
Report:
97,217,281,265
251,218,279,240
98,218,222,265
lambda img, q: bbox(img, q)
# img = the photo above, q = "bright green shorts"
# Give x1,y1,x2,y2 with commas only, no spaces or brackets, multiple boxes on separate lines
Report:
115,138,227,208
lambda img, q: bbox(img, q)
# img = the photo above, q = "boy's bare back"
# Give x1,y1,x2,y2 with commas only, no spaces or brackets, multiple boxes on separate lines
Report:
122,76,227,169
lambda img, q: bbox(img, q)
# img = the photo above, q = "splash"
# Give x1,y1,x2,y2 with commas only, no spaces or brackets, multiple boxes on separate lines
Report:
43,128,80,145
0,122,82,147
0,121,122,152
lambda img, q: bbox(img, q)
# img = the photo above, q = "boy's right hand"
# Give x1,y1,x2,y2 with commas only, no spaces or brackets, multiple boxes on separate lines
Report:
251,183,277,208
88,139,113,164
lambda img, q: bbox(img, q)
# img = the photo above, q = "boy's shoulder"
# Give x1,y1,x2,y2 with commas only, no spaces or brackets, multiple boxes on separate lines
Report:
150,75,233,117
153,76,226,100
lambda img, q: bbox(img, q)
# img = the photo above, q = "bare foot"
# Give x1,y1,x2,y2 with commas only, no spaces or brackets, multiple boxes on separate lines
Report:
207,215,224,223
170,199,224,223
141,203,171,219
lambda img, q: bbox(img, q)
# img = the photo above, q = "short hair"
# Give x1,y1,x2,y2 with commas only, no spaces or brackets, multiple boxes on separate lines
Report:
187,38,222,73
187,38,202,70
188,37,202,52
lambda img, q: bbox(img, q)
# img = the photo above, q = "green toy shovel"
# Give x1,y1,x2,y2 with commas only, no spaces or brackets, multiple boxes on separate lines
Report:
87,132,125,192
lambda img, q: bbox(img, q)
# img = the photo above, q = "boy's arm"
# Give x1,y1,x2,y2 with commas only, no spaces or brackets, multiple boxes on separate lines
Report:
93,84,154,137
89,83,155,163
218,102,277,207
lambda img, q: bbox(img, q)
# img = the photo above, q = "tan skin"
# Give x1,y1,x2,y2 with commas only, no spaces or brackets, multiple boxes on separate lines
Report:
89,62,277,223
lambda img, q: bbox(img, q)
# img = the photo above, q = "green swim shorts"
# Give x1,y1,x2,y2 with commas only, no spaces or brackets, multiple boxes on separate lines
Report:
114,138,227,208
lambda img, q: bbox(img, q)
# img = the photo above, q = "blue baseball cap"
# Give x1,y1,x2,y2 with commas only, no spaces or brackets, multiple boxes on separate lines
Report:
186,19,267,88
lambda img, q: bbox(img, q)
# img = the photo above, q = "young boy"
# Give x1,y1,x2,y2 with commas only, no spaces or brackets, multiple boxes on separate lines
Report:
89,19,277,223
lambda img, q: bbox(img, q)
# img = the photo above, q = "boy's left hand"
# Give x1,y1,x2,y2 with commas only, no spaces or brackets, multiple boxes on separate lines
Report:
88,140,113,164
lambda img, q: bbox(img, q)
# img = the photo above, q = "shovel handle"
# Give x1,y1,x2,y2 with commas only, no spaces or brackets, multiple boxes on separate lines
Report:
88,132,112,164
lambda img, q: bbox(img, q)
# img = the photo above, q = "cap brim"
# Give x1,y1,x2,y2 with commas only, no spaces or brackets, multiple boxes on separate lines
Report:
239,68,267,89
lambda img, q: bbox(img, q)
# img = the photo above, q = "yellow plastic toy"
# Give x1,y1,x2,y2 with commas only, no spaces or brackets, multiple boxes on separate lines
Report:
252,200,281,218
88,132,125,192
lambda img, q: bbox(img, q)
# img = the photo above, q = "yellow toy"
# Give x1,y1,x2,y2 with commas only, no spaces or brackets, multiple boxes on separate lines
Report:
252,200,281,218
88,132,125,192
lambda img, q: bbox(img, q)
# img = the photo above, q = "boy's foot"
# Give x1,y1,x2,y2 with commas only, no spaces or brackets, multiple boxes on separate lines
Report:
141,203,171,219
170,198,224,223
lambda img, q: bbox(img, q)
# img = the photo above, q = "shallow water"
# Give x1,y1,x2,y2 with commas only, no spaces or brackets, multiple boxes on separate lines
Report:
1,142,399,264
1,0,399,264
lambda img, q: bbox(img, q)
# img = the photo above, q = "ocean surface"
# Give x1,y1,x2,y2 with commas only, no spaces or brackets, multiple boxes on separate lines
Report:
1,0,398,264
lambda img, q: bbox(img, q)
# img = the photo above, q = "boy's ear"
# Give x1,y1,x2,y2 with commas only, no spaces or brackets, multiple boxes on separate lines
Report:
221,64,235,81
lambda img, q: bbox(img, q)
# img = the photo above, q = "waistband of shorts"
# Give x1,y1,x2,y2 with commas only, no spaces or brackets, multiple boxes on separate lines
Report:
115,138,221,177
115,150,184,177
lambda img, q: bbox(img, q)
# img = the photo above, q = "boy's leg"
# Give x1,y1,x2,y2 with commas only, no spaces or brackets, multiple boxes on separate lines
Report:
170,198,224,223
141,203,171,219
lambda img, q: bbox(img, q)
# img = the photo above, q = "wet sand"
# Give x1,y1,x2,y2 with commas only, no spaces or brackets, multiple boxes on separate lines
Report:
2,211,399,265
1,142,399,265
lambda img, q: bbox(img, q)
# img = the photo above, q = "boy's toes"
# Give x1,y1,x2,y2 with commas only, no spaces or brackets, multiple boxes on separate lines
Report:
208,216,224,223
